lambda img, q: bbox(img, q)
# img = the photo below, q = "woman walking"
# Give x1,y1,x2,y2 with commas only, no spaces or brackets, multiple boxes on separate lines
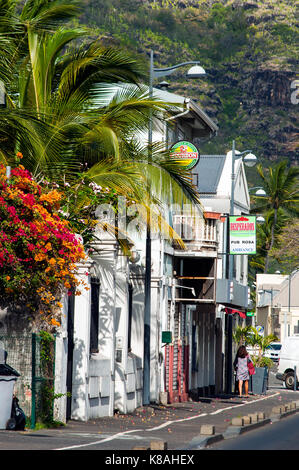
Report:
233,345,253,398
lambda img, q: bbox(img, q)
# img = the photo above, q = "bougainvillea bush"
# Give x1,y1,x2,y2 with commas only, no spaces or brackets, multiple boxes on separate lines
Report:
0,160,86,327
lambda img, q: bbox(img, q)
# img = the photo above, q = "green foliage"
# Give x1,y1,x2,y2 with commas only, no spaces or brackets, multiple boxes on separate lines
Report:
270,23,297,45
233,325,253,347
79,0,298,170
251,355,274,369
250,161,299,272
38,331,57,426
233,325,278,369
36,331,69,427
246,327,278,368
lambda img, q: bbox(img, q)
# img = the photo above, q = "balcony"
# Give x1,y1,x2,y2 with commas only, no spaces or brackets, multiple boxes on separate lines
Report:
216,279,250,310
172,212,219,253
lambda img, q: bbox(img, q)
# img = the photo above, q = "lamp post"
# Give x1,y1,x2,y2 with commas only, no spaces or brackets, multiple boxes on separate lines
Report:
226,140,257,395
285,271,298,341
143,51,206,405
287,273,291,340
228,140,257,281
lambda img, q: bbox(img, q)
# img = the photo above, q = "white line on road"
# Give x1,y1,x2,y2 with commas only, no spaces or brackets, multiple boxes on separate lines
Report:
210,392,280,414
144,413,208,431
54,428,144,451
54,392,280,451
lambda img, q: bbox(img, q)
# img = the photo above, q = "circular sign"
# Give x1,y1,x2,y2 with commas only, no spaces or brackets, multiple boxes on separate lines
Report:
256,325,264,336
169,140,199,170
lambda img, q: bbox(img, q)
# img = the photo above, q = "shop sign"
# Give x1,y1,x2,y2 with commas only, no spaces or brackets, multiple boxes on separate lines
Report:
169,140,199,169
229,215,256,255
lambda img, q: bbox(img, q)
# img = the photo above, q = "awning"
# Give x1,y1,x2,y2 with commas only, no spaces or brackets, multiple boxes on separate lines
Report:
224,307,246,319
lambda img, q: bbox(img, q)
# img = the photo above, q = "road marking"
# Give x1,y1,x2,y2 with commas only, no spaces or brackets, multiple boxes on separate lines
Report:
54,392,281,450
210,392,280,414
145,413,208,431
54,428,144,450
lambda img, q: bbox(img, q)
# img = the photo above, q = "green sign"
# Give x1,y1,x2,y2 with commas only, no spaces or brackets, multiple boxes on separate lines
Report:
229,215,256,255
247,311,255,317
162,331,172,344
170,140,199,170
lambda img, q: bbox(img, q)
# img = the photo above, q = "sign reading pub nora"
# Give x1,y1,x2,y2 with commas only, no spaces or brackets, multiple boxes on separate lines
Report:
170,141,199,169
229,215,256,255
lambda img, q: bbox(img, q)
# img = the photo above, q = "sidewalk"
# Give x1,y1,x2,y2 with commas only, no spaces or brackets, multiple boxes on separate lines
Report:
45,388,299,450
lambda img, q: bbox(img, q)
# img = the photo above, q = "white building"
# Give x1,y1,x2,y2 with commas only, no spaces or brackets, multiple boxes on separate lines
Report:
54,87,220,421
256,271,299,342
194,152,253,392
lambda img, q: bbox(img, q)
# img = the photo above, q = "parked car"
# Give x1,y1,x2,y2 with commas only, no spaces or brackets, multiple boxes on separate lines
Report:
276,335,299,389
263,342,282,362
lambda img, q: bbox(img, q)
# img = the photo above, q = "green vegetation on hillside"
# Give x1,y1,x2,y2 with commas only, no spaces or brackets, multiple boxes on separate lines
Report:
79,0,298,177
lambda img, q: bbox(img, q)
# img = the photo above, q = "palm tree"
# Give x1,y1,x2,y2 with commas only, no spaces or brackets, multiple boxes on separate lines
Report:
233,325,254,347
249,209,287,275
0,0,202,247
251,161,299,272
246,327,278,367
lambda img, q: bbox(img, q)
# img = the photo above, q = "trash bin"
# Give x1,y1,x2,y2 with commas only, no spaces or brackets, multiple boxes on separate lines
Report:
0,363,20,430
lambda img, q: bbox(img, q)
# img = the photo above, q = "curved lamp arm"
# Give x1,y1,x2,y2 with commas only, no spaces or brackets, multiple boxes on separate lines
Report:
153,61,201,78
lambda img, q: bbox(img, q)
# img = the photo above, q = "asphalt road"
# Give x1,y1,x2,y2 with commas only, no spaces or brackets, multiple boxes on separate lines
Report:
0,363,296,452
206,365,299,450
206,412,299,450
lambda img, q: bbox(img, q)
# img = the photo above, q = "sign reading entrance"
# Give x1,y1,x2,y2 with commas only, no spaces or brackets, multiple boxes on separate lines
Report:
229,215,256,255
170,141,199,170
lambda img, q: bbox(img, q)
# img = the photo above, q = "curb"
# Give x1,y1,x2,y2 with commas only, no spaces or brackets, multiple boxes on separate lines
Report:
182,400,299,449
224,418,271,439
182,433,224,450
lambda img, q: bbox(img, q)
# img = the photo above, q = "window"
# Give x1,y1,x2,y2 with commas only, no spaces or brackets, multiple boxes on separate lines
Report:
90,277,100,354
128,283,133,351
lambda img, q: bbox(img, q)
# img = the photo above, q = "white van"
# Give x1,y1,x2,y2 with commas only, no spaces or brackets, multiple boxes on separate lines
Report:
276,335,299,389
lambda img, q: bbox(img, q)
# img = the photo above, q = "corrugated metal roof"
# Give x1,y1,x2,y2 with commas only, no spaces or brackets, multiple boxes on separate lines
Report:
194,155,226,194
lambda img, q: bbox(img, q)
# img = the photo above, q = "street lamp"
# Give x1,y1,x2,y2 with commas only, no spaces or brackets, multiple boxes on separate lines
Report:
143,50,206,405
256,215,265,224
249,187,267,197
226,140,257,394
148,50,206,144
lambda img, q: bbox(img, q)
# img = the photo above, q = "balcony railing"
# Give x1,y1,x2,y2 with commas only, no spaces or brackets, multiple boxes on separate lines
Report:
216,279,250,310
172,214,218,250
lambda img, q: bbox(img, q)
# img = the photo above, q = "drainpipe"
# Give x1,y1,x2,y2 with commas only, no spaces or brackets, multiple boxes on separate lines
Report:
165,98,191,122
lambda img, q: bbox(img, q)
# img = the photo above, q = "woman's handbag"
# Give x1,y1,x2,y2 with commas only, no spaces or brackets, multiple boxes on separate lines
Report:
247,358,255,376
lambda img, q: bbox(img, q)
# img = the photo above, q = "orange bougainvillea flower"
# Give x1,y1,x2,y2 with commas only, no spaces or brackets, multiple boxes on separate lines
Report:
0,160,87,327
